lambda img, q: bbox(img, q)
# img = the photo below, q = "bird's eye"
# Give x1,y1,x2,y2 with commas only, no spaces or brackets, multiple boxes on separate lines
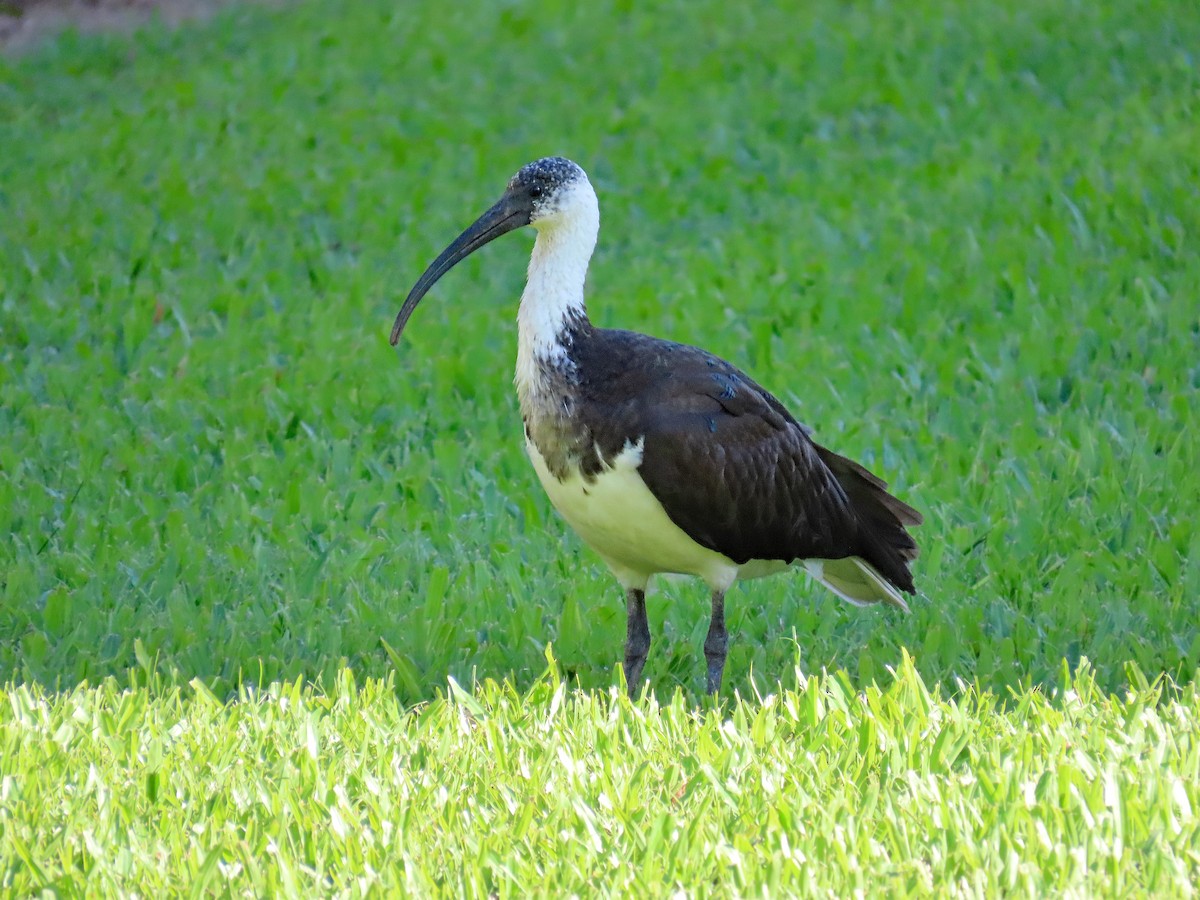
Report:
529,185,544,199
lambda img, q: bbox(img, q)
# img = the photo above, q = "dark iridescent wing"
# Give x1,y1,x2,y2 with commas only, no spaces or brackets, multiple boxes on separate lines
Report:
575,329,920,591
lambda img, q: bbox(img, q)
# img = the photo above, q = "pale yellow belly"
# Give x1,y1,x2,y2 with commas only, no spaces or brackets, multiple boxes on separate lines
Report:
525,436,746,592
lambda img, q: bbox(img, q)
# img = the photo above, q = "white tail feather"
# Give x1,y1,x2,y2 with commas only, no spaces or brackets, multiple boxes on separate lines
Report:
803,557,910,612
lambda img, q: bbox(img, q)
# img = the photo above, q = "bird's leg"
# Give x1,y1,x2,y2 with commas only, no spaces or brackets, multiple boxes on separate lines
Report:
704,590,728,695
623,588,650,698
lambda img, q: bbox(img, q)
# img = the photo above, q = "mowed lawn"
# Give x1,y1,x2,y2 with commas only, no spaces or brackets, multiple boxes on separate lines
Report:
1,0,1198,893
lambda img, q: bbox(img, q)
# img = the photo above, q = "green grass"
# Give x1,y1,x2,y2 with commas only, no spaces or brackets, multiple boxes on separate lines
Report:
3,657,1199,895
1,0,1198,893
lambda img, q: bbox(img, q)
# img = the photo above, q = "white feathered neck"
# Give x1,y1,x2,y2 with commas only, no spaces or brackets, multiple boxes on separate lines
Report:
514,178,600,400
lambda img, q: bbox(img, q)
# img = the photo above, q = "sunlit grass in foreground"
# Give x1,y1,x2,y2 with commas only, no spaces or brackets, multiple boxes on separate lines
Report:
3,654,1198,895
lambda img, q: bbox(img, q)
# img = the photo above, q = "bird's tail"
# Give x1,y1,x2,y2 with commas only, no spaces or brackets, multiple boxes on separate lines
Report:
814,445,922,597
803,557,910,611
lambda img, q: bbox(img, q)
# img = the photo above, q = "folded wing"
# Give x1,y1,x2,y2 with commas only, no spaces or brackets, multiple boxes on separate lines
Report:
575,329,921,595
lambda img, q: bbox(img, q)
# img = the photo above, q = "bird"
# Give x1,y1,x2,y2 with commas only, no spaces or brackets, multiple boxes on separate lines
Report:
390,157,921,697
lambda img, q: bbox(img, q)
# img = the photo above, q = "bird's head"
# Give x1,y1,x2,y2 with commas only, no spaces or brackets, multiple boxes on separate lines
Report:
390,157,595,345
506,156,594,231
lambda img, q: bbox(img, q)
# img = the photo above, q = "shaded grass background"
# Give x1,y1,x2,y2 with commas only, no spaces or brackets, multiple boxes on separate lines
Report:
1,0,1198,701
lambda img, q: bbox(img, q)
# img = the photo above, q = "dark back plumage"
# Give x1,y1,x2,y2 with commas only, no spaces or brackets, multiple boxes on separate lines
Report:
565,324,921,593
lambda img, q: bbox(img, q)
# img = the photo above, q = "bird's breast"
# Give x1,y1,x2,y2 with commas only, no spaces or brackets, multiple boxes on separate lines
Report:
516,352,589,480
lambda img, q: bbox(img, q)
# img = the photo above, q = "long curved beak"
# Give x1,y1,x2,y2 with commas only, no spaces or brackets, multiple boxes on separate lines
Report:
389,194,531,345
